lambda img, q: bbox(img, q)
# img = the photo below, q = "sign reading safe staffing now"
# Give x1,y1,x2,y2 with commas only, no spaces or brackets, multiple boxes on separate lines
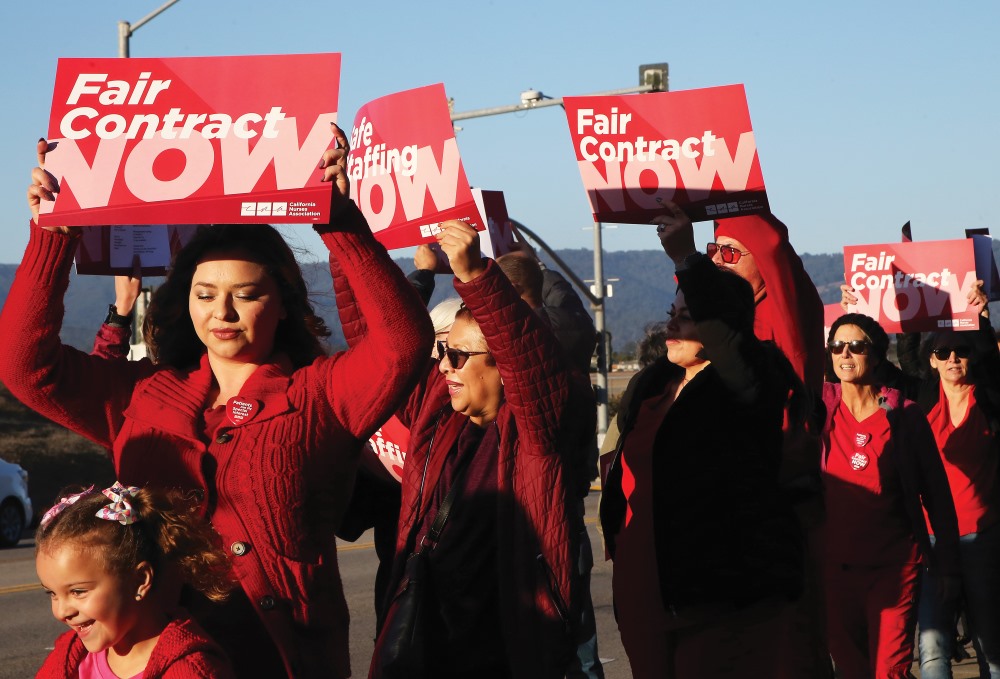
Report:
563,84,768,224
39,54,341,227
843,239,980,333
347,83,482,250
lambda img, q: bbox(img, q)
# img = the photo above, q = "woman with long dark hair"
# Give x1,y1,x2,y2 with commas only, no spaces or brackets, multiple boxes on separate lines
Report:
0,131,433,678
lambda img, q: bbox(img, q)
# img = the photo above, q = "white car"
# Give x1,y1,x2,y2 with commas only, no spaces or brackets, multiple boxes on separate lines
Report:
0,459,32,548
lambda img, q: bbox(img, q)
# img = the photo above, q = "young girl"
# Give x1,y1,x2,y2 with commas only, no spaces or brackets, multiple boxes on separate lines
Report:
35,482,236,678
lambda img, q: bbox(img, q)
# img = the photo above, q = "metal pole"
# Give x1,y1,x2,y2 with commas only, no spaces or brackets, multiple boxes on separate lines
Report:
509,220,598,306
451,84,658,122
593,221,608,437
118,21,130,58
119,0,182,58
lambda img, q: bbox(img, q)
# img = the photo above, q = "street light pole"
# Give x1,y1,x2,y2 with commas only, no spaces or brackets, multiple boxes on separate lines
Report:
449,64,668,439
117,0,181,358
118,0,182,58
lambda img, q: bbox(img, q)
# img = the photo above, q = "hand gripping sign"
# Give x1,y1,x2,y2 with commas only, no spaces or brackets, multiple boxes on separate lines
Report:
563,84,769,224
39,54,341,227
346,83,482,249
843,239,980,333
426,189,518,273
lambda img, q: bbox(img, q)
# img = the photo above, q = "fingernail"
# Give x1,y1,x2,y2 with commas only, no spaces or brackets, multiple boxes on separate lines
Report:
38,137,46,143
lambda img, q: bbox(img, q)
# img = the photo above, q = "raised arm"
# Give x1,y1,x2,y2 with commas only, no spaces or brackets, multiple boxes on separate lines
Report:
440,220,586,456
314,125,433,439
654,203,769,404
0,142,152,448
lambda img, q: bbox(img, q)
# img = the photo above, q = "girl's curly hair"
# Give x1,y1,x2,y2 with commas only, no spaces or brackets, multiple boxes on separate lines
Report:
37,485,235,603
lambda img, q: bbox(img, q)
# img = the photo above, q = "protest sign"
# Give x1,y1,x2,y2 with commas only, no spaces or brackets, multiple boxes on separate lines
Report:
474,189,518,259
563,84,768,224
426,189,518,272
965,228,1000,302
75,224,197,276
346,83,481,249
39,54,340,227
843,239,980,332
367,416,409,483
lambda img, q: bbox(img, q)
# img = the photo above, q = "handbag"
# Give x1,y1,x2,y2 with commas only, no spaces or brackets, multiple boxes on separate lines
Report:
370,435,471,678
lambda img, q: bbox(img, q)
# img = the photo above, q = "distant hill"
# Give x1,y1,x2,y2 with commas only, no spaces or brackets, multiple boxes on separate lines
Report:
1,239,997,356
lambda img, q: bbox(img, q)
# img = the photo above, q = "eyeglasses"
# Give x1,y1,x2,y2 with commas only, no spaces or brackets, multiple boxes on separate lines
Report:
931,346,972,360
707,242,751,264
827,340,872,355
437,340,489,369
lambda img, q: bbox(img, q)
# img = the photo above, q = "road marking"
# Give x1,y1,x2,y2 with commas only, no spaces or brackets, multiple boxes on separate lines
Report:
337,541,375,552
0,582,41,595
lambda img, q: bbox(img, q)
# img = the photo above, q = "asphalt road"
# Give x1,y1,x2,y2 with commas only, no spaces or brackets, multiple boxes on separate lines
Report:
0,493,630,679
0,491,981,678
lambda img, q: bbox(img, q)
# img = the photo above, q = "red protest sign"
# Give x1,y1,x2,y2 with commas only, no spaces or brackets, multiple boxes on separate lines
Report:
563,84,768,224
426,189,518,272
474,189,518,259
39,54,340,227
347,83,481,249
75,224,197,276
843,239,980,332
367,416,409,484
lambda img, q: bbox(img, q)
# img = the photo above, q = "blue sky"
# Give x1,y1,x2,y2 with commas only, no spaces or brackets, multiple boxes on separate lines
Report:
2,0,998,270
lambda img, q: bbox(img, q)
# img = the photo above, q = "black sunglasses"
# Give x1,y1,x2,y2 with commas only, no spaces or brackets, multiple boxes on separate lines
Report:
931,346,972,360
436,340,489,369
706,242,750,264
827,340,872,355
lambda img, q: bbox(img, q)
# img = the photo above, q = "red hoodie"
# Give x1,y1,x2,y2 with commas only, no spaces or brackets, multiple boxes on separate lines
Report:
715,212,825,391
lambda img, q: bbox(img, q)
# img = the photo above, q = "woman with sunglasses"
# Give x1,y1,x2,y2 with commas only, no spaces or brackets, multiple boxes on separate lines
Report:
600,203,805,678
364,220,590,679
892,289,1000,679
821,313,959,679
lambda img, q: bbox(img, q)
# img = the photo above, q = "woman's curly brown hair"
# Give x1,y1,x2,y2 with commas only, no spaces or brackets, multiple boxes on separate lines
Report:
37,485,235,603
143,224,330,369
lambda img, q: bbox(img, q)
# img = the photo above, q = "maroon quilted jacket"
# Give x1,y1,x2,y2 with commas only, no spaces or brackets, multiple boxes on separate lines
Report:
0,205,432,678
384,260,589,678
36,615,235,679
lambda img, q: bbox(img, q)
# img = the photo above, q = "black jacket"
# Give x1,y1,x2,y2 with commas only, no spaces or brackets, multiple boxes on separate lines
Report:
600,254,803,612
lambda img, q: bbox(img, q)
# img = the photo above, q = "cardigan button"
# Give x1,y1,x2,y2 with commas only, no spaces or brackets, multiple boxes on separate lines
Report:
215,432,233,444
259,595,276,611
230,541,248,557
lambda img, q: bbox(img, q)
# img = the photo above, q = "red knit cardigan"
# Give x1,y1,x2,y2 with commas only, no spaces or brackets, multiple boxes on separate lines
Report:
0,204,432,678
36,615,235,679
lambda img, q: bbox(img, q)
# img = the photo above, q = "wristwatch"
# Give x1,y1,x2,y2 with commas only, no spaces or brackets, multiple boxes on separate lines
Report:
104,304,133,328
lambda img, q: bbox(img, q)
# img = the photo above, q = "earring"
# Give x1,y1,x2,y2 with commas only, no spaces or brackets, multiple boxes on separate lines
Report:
135,593,143,601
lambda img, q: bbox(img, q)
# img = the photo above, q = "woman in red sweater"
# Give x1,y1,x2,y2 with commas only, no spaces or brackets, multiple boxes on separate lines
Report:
0,132,433,678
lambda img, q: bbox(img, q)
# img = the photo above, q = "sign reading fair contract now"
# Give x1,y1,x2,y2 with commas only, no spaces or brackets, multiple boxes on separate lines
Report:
38,54,340,227
563,84,768,224
843,239,980,333
347,83,482,250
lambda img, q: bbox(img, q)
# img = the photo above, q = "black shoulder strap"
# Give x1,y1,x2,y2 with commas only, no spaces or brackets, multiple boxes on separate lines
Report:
415,427,478,554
